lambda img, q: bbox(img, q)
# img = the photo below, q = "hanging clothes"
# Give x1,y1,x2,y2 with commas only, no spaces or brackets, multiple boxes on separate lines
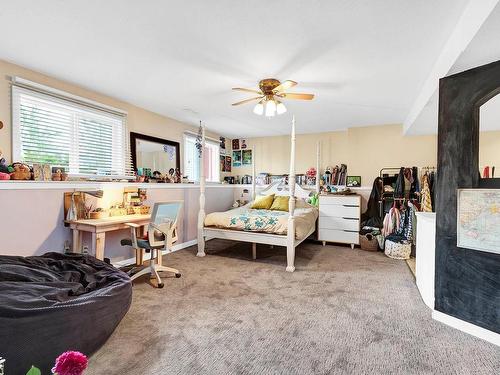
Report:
421,173,433,212
429,171,436,212
361,177,383,228
394,167,405,198
410,166,420,196
382,206,400,237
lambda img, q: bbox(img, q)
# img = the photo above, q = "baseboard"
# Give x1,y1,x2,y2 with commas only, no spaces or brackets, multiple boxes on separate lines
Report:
112,239,198,268
432,310,500,347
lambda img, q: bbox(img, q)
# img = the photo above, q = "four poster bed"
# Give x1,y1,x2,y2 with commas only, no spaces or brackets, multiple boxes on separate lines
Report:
197,116,320,272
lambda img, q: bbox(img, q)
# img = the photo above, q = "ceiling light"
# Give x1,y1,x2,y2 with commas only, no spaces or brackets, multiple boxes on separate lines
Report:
276,101,287,115
265,100,276,117
253,101,264,115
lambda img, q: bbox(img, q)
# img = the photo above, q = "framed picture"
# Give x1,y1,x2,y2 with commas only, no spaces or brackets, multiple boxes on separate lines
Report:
225,156,232,172
346,176,361,187
232,150,242,167
240,139,247,149
232,139,240,150
220,154,226,172
219,136,226,150
242,149,252,165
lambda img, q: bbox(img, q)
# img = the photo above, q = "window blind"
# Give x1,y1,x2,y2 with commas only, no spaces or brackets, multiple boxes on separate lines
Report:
12,84,133,178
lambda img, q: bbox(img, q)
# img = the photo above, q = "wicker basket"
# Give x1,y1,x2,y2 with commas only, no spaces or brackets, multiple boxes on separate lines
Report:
359,233,379,251
384,239,411,260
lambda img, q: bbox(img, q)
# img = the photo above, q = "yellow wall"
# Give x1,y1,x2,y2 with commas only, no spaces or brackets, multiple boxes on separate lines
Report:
232,124,437,186
232,124,500,185
0,59,222,174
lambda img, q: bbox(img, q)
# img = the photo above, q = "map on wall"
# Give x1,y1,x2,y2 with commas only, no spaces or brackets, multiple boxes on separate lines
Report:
457,189,500,254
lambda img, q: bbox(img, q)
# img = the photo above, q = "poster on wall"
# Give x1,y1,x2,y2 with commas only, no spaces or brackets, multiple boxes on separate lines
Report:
457,189,500,255
232,150,242,167
232,139,240,150
240,139,248,149
242,149,252,165
220,154,226,172
220,136,226,150
225,156,232,172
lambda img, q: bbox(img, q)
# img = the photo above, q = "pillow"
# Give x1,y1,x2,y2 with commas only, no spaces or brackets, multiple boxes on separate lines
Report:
270,195,290,212
251,194,275,209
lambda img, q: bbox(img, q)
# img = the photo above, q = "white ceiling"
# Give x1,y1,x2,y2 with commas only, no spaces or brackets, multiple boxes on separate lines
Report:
408,2,500,135
0,0,473,138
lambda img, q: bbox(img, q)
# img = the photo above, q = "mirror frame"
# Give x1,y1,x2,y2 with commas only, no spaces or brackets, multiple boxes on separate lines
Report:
130,132,180,172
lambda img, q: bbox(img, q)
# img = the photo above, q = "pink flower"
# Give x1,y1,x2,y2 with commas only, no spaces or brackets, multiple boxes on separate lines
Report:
52,351,88,375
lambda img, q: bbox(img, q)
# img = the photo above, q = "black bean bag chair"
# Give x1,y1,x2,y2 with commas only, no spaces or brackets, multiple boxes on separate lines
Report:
0,252,132,374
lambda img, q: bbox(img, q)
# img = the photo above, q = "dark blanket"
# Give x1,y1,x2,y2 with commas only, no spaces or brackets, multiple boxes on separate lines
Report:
0,252,132,374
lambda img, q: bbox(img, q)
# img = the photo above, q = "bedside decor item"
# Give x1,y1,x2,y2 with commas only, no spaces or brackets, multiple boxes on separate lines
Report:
195,121,203,157
346,176,361,187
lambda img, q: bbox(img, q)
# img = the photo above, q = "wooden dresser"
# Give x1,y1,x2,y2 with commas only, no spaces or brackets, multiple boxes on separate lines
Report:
318,194,361,248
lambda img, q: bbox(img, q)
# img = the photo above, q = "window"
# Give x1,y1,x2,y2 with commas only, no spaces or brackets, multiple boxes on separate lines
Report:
12,81,131,178
184,133,220,182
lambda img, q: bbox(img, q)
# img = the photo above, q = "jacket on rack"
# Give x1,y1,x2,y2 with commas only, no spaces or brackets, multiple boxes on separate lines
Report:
421,174,433,212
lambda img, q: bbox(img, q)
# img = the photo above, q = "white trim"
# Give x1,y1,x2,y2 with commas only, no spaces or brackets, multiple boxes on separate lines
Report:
432,310,500,347
11,76,127,116
112,239,197,268
0,181,231,190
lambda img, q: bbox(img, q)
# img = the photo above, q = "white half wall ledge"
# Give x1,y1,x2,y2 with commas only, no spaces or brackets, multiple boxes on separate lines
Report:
432,310,500,347
403,0,500,135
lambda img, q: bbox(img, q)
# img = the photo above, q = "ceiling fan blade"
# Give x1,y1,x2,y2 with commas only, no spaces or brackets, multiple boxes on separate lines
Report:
273,80,297,92
232,87,263,95
231,96,263,106
280,93,315,100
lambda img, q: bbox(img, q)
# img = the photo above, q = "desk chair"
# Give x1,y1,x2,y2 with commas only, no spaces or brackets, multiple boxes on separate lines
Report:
121,201,183,288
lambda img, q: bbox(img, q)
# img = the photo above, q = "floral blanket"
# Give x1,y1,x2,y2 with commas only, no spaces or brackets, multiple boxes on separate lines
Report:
204,202,318,240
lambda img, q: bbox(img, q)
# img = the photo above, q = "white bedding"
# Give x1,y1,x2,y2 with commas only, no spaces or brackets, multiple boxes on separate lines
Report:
204,201,318,240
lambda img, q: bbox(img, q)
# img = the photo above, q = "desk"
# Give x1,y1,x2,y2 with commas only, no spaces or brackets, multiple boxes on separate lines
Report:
67,214,150,261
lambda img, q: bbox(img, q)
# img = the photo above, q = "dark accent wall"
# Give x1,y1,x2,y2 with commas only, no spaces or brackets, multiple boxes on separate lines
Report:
436,60,500,333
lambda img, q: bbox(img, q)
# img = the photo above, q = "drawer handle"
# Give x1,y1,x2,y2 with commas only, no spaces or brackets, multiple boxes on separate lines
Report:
343,204,359,207
342,217,359,220
343,230,359,233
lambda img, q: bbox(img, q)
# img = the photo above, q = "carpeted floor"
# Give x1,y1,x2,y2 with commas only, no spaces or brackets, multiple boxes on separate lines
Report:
87,241,499,375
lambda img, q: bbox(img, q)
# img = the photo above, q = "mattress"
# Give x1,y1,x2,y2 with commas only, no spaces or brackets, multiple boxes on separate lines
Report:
204,201,318,240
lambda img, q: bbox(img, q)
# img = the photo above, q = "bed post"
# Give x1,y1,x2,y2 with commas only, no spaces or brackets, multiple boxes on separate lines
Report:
252,149,256,200
286,116,297,272
316,141,320,194
197,123,206,257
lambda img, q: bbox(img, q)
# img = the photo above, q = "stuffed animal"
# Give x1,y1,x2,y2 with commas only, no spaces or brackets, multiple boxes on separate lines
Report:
10,163,31,180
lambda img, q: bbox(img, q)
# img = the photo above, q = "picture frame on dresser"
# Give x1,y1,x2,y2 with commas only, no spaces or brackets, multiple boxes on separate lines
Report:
318,194,361,249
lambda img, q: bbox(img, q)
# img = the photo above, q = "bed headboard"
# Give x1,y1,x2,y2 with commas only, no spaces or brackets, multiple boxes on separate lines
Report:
260,181,312,199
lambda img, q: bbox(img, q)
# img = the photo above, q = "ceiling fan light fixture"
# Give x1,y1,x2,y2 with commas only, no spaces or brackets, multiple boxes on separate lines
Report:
253,101,264,115
265,99,276,117
276,101,287,115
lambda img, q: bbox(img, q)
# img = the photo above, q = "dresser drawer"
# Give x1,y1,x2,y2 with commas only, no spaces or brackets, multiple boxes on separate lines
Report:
319,204,359,218
319,216,359,231
319,195,360,207
319,228,359,245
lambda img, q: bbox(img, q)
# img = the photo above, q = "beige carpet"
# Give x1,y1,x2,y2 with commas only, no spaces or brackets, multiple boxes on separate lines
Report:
87,240,499,375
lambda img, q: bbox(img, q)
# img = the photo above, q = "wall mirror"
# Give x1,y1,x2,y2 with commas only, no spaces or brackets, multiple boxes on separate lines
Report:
130,132,180,173
478,92,500,187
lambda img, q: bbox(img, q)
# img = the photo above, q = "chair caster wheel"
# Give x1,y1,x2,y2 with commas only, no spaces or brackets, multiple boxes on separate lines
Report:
157,283,164,288
175,273,181,278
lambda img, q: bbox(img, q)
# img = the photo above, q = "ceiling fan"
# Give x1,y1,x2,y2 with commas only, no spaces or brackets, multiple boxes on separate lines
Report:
232,78,314,117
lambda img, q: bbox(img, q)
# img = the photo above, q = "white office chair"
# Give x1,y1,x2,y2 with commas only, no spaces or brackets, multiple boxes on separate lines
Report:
121,201,183,288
